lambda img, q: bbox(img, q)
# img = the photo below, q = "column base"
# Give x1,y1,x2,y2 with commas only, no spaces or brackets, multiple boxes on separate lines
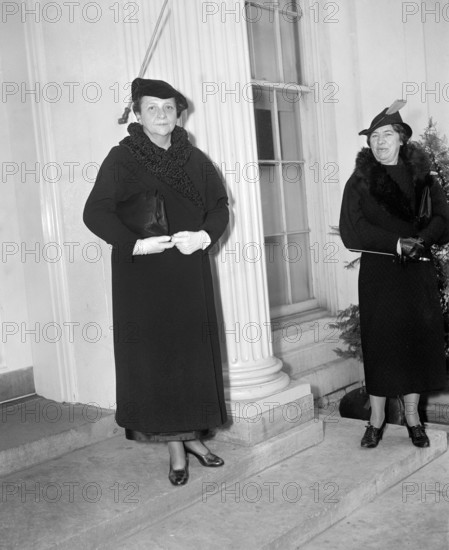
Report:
215,380,314,446
224,358,290,401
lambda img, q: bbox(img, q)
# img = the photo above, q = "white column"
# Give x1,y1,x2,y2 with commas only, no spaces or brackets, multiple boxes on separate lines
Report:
122,0,290,400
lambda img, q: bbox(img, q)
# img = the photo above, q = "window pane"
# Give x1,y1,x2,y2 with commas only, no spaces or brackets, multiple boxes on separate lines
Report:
254,88,275,159
277,90,302,160
280,15,301,82
246,4,279,81
245,0,311,309
260,164,283,235
287,233,312,302
265,236,288,308
283,163,308,232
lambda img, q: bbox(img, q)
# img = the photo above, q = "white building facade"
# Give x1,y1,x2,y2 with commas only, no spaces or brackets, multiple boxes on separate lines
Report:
1,0,448,413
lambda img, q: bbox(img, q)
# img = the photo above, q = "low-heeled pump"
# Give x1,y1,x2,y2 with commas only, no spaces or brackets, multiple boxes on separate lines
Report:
168,457,189,486
185,447,224,467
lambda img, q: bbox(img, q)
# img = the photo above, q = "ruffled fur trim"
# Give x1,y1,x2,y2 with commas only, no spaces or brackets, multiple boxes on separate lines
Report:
120,123,204,210
354,142,433,222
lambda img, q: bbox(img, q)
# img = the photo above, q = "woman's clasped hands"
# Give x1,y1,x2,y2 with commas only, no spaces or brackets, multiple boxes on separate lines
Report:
171,230,210,254
133,235,174,255
133,230,210,255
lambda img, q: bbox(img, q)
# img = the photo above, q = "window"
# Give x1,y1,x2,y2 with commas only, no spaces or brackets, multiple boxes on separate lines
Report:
246,1,315,316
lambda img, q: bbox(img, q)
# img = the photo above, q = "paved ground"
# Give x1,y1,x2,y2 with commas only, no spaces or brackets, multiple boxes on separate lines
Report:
113,420,448,549
2,401,448,549
302,449,449,550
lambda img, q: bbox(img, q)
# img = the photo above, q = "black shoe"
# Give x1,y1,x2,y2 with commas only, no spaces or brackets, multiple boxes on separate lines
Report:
168,457,189,486
406,423,430,448
184,445,224,467
361,422,385,448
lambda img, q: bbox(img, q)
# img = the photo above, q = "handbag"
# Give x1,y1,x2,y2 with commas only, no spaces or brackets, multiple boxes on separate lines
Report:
417,185,432,228
417,181,449,245
116,189,169,238
339,387,406,425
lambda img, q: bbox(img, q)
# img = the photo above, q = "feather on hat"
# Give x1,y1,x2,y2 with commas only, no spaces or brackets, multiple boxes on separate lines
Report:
359,99,412,138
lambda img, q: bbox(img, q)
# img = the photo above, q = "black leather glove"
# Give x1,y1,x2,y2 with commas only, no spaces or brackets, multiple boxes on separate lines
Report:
399,237,425,262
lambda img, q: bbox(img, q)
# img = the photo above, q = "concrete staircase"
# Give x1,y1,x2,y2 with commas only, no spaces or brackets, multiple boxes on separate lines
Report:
0,395,121,477
0,398,447,549
112,420,447,550
1,328,448,549
273,309,363,403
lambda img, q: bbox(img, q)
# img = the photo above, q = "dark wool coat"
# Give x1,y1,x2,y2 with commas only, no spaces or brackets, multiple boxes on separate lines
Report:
339,143,449,397
83,135,229,433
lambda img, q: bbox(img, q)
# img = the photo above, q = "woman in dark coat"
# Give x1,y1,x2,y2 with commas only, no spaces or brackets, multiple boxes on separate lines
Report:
83,78,228,485
339,101,449,449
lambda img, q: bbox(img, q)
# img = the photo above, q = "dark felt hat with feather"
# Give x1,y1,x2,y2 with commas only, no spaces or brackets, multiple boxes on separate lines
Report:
359,99,413,139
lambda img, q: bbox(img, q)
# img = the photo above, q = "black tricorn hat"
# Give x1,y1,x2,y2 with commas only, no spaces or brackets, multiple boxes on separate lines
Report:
131,78,188,115
359,99,412,139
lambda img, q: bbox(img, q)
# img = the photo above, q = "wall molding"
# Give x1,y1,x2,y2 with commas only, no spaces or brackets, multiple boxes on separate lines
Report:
23,2,79,402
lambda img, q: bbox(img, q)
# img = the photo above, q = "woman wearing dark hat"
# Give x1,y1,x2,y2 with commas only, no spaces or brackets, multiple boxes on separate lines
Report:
83,78,228,485
339,100,449,449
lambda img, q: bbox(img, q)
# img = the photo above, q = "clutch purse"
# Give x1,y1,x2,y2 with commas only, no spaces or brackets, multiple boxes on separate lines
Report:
116,189,169,237
417,185,432,228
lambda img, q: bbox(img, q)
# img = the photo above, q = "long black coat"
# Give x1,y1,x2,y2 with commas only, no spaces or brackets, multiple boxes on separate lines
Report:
83,140,229,433
339,143,449,397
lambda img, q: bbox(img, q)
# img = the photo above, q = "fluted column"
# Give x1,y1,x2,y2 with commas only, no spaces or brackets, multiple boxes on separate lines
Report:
122,0,290,400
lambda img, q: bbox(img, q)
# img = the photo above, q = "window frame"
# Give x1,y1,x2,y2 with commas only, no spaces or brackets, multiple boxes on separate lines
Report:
246,6,320,318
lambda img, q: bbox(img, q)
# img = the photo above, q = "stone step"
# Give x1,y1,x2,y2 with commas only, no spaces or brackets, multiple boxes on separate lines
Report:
272,311,348,379
111,418,447,549
269,310,361,406
280,341,341,376
0,419,323,549
0,395,121,477
272,314,339,356
420,382,449,425
0,366,35,403
300,432,449,550
291,358,362,399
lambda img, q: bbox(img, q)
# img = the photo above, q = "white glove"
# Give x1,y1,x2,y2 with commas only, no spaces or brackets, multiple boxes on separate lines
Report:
133,235,175,255
171,230,211,255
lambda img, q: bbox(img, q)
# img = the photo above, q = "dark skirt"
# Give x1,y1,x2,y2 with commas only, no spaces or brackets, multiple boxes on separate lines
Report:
359,253,446,397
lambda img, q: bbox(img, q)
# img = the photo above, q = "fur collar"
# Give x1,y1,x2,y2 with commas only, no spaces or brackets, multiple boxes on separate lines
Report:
120,123,205,210
354,142,432,222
